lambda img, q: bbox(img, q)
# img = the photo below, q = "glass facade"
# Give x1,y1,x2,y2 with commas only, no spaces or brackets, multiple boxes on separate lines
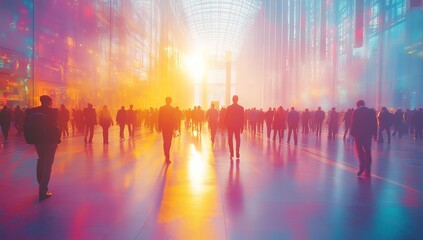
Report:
1,0,422,110
0,0,191,109
236,0,423,109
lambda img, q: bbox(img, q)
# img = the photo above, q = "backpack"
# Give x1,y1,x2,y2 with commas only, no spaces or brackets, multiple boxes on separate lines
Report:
24,111,47,144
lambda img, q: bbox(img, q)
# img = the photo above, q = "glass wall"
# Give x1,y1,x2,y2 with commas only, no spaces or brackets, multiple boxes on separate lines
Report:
0,0,191,109
237,0,423,110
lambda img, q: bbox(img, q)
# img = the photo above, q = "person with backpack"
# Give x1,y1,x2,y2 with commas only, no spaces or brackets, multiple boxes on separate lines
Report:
24,95,61,201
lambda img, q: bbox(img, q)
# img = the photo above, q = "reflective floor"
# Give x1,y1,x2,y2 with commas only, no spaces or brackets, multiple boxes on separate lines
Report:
1,126,423,240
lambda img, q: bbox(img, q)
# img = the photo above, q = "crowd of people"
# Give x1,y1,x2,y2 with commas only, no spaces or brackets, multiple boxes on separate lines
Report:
1,101,423,146
1,95,423,201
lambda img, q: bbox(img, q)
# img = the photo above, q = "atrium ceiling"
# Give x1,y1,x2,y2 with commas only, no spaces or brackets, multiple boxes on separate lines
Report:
181,0,262,60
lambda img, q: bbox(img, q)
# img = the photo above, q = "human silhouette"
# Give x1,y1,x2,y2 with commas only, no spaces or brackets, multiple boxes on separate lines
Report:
83,103,97,143
206,103,219,143
127,105,136,137
116,106,127,140
377,107,393,143
0,106,12,142
58,104,70,138
327,107,339,140
225,95,245,159
287,107,300,145
315,107,325,136
272,106,286,142
350,100,378,177
99,105,113,144
158,97,177,163
24,95,61,200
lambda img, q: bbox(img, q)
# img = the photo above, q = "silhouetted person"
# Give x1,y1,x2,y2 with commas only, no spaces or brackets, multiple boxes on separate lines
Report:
264,107,274,138
315,107,325,136
206,103,219,143
158,97,177,163
350,100,378,177
343,108,353,140
377,107,393,143
413,108,423,140
0,106,12,142
24,95,61,200
127,105,136,137
301,109,310,134
249,108,259,135
273,106,286,142
287,107,300,145
392,109,404,138
225,95,245,159
116,106,127,140
83,103,97,143
99,105,113,144
327,107,339,140
175,106,183,136
58,104,70,138
14,105,25,134
219,107,227,135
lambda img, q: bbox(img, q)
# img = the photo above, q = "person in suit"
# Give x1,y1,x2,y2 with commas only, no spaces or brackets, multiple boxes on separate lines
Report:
25,95,61,200
83,103,97,143
99,105,113,144
225,95,245,159
126,105,136,137
264,107,274,138
287,107,300,145
158,97,177,163
350,100,378,177
116,106,127,140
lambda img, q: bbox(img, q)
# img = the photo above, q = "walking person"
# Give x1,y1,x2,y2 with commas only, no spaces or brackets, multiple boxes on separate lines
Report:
99,105,113,144
58,104,70,138
0,106,12,142
377,107,393,143
206,103,219,143
343,108,353,140
24,95,61,200
264,107,274,138
350,100,378,177
287,107,300,145
158,97,177,163
272,106,286,142
83,103,97,143
116,106,127,140
127,105,136,137
315,107,325,137
327,107,339,140
225,95,245,159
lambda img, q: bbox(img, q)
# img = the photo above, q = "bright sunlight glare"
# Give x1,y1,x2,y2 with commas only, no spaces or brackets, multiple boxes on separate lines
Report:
183,53,205,82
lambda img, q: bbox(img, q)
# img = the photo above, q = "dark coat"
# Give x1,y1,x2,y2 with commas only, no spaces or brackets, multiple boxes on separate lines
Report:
158,104,177,131
25,106,61,144
350,106,378,140
225,103,244,130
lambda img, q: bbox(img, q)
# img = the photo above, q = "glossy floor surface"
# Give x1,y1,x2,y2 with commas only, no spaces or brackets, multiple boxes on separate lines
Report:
1,126,423,240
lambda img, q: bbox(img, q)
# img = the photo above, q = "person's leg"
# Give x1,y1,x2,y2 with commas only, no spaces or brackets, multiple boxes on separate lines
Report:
235,129,241,158
227,129,234,157
355,139,365,175
362,137,372,174
89,125,94,142
36,144,58,197
293,127,298,145
163,130,173,161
